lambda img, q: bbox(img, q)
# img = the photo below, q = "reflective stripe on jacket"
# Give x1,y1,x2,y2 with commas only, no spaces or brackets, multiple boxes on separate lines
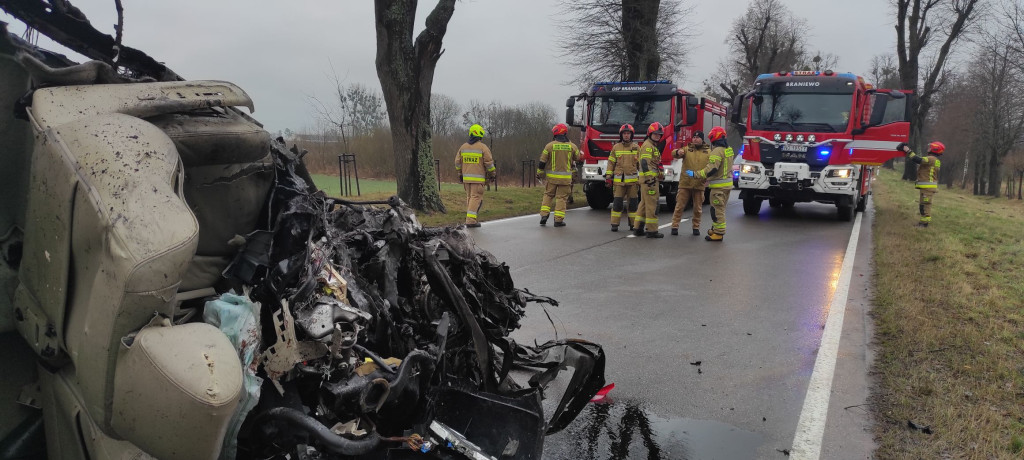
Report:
455,142,495,181
539,140,581,185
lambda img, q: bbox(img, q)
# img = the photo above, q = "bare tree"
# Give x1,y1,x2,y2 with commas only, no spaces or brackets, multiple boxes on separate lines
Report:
374,0,455,212
709,0,810,101
310,75,387,153
894,0,982,180
430,93,461,138
869,54,902,89
969,35,1024,197
555,0,692,87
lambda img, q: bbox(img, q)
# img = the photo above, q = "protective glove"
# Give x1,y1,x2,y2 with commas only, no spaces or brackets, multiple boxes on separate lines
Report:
487,171,497,180
684,170,695,178
657,171,665,181
458,174,463,183
536,170,545,181
605,177,614,187
896,142,910,153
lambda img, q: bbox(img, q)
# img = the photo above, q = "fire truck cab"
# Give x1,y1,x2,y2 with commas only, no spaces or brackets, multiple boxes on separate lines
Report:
566,80,727,211
731,71,912,221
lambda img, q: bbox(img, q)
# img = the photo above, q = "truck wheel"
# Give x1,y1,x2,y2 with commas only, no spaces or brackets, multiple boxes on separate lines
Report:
837,203,854,221
663,193,677,213
586,186,612,210
768,198,781,208
743,197,763,216
855,195,867,213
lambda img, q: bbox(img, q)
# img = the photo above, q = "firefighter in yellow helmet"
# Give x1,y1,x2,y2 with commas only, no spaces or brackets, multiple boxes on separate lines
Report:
537,123,581,227
635,122,666,238
605,124,641,232
454,124,496,227
670,130,711,236
898,141,943,227
684,126,733,242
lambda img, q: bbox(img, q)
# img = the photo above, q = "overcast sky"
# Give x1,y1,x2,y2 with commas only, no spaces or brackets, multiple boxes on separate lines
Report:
2,0,897,133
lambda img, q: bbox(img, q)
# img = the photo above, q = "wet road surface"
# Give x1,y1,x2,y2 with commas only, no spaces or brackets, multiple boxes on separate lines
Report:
466,195,875,459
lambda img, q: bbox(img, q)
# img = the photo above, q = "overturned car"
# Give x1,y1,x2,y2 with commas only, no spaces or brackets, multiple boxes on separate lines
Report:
0,10,604,460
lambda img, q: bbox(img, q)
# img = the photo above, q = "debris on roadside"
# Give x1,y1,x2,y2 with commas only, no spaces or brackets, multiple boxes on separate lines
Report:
907,420,933,435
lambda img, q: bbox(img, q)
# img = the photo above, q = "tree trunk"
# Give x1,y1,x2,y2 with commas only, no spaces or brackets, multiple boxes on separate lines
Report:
1017,171,1023,199
374,0,455,212
987,151,1003,197
622,0,662,80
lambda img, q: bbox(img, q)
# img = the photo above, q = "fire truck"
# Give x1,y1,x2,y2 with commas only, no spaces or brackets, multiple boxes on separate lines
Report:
730,70,912,221
565,80,727,211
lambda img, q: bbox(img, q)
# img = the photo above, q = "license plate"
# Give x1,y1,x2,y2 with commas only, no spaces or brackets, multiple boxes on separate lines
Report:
781,144,808,152
781,151,806,161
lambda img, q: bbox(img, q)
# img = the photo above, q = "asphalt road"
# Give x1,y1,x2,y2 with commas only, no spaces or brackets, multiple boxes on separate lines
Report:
466,194,877,459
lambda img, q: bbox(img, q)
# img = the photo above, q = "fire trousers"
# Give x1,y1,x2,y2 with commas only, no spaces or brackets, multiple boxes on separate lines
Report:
672,187,704,229
610,183,639,227
918,188,936,223
464,183,484,224
709,188,731,235
636,180,660,232
540,182,571,222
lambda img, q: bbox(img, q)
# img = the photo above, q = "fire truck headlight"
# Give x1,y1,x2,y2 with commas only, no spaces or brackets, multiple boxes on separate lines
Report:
584,166,600,176
773,133,782,141
826,168,854,178
796,134,805,142
741,164,760,174
785,134,794,141
664,168,675,177
808,135,817,143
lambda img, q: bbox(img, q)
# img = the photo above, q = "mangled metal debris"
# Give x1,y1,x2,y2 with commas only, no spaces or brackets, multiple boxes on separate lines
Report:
216,139,607,459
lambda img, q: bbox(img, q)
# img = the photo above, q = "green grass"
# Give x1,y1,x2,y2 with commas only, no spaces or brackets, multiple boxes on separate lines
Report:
310,174,586,227
871,169,1024,459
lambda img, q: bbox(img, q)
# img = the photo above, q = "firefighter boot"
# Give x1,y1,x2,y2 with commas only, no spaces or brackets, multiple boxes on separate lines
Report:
540,216,548,226
554,221,566,227
646,231,664,239
671,228,678,236
611,224,619,232
692,228,700,236
704,230,723,242
634,226,645,237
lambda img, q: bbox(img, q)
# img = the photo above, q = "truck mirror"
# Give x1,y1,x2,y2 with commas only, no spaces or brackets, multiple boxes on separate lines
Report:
730,94,745,126
685,107,698,126
686,95,699,107
565,107,576,127
868,94,890,127
565,97,575,108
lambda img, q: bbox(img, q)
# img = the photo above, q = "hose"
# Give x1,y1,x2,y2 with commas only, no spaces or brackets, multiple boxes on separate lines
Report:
259,407,381,455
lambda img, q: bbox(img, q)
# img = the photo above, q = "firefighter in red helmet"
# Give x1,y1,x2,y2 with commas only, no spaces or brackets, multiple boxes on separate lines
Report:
537,123,581,226
685,126,734,241
898,141,943,227
605,124,641,231
635,122,666,238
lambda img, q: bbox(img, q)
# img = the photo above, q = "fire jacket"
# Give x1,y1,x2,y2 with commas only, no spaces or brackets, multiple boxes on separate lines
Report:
639,138,663,182
538,139,581,186
674,144,711,189
908,151,941,189
699,143,734,189
605,141,640,184
454,140,495,183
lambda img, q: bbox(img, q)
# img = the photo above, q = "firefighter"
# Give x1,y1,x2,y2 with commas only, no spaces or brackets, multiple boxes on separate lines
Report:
537,123,581,227
670,130,710,236
898,141,943,227
605,124,641,232
684,126,733,242
454,124,496,227
635,122,666,238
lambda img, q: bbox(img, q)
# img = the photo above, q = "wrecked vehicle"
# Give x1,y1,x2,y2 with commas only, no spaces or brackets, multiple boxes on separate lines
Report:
0,6,604,460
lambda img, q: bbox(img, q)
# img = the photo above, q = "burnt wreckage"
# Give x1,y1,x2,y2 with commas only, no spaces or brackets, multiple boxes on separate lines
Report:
0,2,605,459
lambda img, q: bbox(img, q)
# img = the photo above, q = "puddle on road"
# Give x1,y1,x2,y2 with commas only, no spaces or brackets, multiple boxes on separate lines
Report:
544,401,763,460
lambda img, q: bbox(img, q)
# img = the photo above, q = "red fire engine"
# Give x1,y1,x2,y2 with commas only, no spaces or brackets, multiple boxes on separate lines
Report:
730,71,912,220
565,80,727,210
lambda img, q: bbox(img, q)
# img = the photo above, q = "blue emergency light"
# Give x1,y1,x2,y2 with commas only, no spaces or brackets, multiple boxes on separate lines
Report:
818,148,831,158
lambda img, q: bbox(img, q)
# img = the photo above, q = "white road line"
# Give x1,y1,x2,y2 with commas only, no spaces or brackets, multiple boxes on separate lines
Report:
480,206,586,225
626,219,686,237
790,213,863,459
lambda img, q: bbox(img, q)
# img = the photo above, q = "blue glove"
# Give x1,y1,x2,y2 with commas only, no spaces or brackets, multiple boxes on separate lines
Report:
685,170,695,177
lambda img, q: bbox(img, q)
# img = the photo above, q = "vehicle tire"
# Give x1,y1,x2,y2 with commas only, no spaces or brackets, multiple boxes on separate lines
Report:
855,195,867,213
586,185,612,210
837,203,854,221
769,198,782,208
743,196,763,216
663,192,677,213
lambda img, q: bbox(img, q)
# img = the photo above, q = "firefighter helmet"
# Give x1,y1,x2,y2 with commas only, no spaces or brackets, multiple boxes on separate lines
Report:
708,126,727,142
552,123,569,136
647,122,664,136
619,124,634,135
928,141,945,155
469,124,486,138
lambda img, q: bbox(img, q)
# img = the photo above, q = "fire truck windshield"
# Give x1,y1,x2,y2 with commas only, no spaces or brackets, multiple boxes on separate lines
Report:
751,91,853,133
589,96,671,133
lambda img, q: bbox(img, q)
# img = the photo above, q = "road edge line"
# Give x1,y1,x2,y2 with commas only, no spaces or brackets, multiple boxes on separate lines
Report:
790,212,863,459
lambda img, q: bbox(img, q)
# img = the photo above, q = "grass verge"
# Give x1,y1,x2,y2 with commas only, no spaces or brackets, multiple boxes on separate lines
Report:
310,175,587,227
871,169,1024,458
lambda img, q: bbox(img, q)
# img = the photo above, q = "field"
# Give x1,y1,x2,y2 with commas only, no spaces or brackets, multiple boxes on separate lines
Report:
871,169,1024,458
310,175,587,227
